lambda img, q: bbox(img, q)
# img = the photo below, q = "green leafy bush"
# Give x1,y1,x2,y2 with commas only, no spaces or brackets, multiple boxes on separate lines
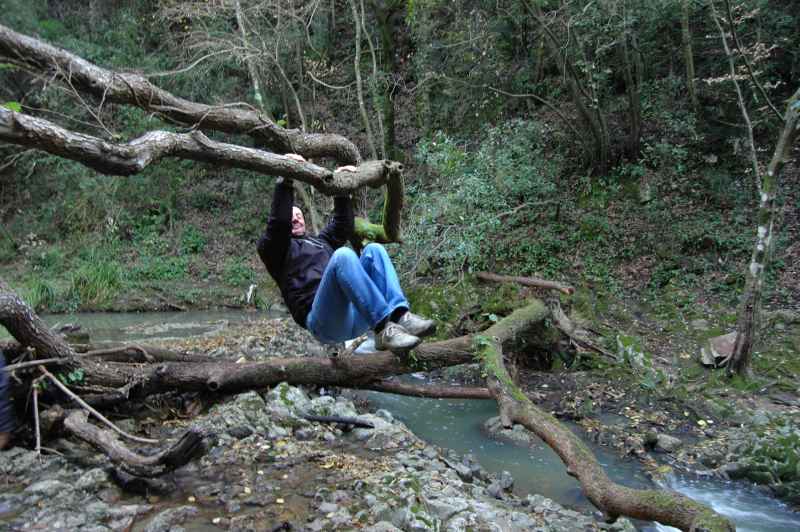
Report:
180,225,207,254
400,120,562,279
223,258,255,286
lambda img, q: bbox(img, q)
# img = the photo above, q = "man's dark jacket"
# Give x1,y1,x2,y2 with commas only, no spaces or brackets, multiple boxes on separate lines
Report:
257,181,353,327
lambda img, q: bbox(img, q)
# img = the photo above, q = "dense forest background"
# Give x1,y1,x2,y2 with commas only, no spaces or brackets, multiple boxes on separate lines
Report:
1,0,798,369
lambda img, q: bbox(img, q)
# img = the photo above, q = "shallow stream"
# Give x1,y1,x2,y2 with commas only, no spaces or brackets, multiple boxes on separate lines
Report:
7,310,800,531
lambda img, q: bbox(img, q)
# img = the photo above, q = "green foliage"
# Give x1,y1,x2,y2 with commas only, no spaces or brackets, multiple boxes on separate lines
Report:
180,225,207,254
68,257,123,307
23,278,57,311
31,247,65,274
401,120,561,278
58,368,85,386
131,256,189,282
222,258,255,287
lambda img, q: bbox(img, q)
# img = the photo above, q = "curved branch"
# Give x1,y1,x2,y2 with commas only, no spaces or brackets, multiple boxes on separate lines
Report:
0,23,359,165
64,410,205,477
475,303,734,532
0,108,394,195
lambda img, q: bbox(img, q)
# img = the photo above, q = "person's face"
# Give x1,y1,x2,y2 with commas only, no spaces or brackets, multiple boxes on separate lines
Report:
291,206,306,236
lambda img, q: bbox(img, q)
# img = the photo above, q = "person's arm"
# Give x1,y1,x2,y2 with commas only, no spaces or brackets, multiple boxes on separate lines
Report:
318,195,354,249
318,165,356,248
257,177,294,276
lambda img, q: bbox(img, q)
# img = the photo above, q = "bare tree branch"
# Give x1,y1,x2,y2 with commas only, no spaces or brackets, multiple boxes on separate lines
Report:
722,0,783,123
0,108,397,195
0,23,360,164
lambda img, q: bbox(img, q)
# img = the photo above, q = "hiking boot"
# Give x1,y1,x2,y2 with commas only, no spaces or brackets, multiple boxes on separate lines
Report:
374,322,421,353
396,312,436,338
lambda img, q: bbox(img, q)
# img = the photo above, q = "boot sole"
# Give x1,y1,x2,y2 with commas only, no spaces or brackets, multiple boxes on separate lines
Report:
404,323,436,338
376,337,422,353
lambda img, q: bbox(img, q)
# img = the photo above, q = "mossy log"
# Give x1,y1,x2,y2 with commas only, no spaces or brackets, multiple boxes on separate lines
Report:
475,302,734,532
353,163,405,244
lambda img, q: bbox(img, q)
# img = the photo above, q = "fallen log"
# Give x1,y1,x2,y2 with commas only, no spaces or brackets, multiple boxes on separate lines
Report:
0,281,732,528
301,414,374,429
476,271,575,295
363,379,492,399
475,302,734,532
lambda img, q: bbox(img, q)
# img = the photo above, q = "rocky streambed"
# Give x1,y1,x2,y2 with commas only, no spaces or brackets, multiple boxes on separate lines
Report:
0,384,640,531
0,316,640,531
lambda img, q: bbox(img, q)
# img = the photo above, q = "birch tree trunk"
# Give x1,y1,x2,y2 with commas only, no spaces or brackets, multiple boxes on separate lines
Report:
728,88,800,376
349,0,379,161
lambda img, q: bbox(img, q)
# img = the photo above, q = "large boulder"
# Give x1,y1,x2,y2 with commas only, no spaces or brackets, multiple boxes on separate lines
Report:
699,332,737,367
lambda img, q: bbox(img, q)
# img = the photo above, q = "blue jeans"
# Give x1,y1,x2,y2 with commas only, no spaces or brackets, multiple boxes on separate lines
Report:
306,243,409,344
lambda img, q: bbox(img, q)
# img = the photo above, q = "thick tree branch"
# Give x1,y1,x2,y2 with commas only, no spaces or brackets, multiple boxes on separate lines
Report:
0,109,397,195
0,279,75,359
363,379,492,399
0,23,359,165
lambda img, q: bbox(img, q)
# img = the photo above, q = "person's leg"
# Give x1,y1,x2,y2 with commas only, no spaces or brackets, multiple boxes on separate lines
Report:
359,243,409,316
307,248,390,343
359,243,435,337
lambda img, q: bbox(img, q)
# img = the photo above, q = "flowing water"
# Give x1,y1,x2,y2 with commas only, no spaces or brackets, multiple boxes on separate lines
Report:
0,309,267,343
6,310,800,530
647,476,800,532
362,382,651,509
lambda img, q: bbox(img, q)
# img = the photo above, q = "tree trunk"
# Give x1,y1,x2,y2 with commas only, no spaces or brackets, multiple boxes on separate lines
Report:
728,88,800,375
681,0,700,115
349,0,379,161
234,0,273,120
374,0,402,161
525,2,611,173
620,26,643,159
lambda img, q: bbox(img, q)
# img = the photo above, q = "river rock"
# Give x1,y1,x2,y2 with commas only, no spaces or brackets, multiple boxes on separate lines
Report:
655,434,683,453
453,462,473,482
318,501,338,514
75,468,110,492
144,505,199,532
699,332,737,367
25,479,70,497
227,425,254,439
498,470,514,490
484,416,539,446
265,382,311,413
487,481,504,499
365,522,402,531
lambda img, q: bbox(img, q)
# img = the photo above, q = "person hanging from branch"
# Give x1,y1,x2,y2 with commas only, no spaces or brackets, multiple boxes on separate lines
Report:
257,155,435,354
